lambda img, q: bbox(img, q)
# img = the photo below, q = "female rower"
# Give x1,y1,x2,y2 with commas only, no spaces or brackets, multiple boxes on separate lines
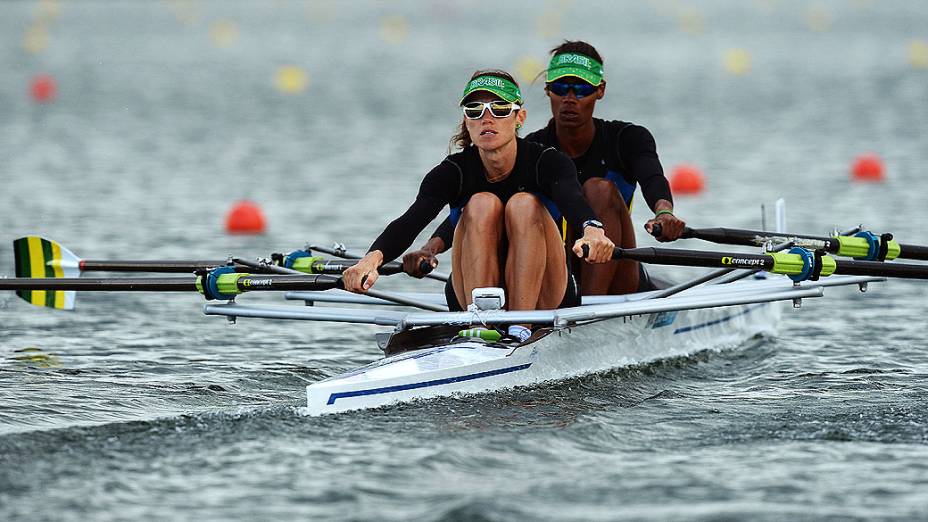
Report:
343,70,614,325
405,41,685,296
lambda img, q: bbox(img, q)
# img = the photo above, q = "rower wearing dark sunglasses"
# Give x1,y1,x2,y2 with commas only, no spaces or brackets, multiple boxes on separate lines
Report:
405,41,685,296
343,70,614,326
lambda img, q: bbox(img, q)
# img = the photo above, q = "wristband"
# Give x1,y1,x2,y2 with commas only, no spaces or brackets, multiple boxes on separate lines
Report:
655,209,674,218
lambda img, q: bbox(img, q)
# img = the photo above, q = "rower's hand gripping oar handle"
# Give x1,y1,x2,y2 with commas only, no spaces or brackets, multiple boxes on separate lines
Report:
359,260,433,287
647,223,696,240
581,243,624,262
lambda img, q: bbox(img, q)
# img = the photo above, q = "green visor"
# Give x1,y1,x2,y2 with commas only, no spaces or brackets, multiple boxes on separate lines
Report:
460,75,522,105
546,52,605,85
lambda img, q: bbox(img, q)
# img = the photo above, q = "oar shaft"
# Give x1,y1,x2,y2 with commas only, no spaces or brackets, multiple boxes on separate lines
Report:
614,247,776,272
834,259,928,279
79,260,238,272
682,227,839,250
309,244,451,282
0,277,198,291
0,274,343,293
683,227,928,261
898,243,928,261
79,258,413,275
306,260,406,276
612,246,928,280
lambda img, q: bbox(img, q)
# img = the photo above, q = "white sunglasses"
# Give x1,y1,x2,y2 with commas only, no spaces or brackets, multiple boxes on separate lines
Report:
462,101,521,119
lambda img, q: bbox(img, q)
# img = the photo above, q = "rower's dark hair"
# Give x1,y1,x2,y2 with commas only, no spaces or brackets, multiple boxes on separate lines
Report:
549,40,604,65
450,69,521,152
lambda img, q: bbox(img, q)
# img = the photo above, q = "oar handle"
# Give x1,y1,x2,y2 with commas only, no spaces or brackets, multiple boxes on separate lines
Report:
650,223,662,238
359,259,432,287
647,223,697,240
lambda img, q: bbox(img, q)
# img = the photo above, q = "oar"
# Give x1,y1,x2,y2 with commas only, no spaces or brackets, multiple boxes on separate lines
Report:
10,236,447,312
611,246,928,280
13,236,266,278
646,240,796,299
235,257,447,311
677,227,928,262
13,236,430,277
0,273,342,300
309,243,450,283
641,222,796,298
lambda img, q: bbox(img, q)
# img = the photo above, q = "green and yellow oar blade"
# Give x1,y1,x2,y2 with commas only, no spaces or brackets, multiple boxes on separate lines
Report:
13,236,79,310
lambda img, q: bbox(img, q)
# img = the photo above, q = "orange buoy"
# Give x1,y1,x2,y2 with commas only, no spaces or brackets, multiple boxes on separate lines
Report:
851,153,885,182
669,164,706,195
30,74,57,103
225,200,267,234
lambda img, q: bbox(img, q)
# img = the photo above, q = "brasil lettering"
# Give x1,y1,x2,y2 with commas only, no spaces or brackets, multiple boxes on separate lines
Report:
721,256,767,267
556,53,593,68
469,77,506,89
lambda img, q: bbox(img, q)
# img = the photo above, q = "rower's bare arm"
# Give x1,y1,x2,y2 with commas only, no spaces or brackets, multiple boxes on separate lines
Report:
402,236,445,278
573,226,615,263
645,199,686,242
343,250,384,292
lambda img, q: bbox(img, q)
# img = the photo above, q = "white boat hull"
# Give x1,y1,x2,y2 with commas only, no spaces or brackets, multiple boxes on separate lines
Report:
305,301,780,415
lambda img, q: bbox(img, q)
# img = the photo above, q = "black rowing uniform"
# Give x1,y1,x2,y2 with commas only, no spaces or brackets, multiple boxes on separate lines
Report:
431,118,673,247
367,138,598,308
524,118,673,210
527,118,675,292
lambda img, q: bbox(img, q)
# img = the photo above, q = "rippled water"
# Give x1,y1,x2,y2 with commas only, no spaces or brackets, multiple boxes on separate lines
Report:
3,1,928,520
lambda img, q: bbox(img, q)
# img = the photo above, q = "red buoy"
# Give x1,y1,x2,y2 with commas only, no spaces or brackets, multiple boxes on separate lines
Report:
851,153,885,182
669,164,706,195
30,74,57,103
225,200,267,234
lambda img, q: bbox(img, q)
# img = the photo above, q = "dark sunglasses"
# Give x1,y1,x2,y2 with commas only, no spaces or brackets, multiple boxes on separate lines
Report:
547,81,597,98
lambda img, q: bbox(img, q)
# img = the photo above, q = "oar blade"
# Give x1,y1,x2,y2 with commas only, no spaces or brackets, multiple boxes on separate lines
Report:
13,236,78,310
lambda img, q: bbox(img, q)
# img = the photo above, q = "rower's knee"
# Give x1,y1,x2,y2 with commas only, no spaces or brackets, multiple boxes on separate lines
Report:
461,193,503,229
582,178,625,215
504,192,546,227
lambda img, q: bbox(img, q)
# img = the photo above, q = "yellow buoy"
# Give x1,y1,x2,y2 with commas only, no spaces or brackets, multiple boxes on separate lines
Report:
380,15,408,44
209,19,239,48
23,23,50,54
804,3,831,32
723,48,752,75
167,0,200,26
514,56,545,85
677,8,706,34
36,0,61,20
275,66,309,94
909,40,928,69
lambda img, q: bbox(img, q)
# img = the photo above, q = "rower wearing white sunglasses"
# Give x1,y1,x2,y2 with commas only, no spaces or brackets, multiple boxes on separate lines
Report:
343,69,614,329
407,41,685,297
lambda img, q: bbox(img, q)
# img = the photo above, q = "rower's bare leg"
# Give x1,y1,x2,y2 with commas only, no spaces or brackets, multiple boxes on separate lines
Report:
580,178,639,295
451,192,504,308
504,193,567,310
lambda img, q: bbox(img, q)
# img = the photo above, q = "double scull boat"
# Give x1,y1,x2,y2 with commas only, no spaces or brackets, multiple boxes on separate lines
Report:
6,204,925,415
203,274,876,415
